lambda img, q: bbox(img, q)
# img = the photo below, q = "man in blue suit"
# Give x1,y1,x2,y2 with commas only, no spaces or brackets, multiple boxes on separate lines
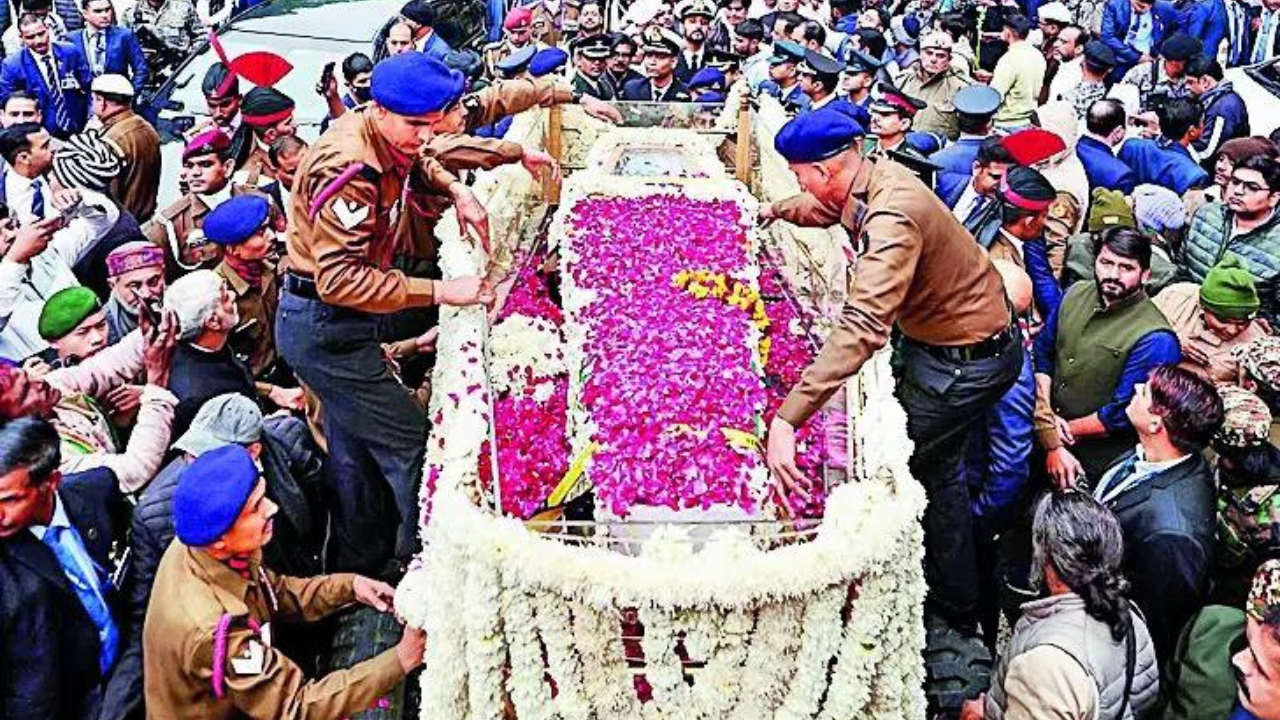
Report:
0,417,126,720
1183,0,1229,60
1120,95,1210,194
1100,0,1182,79
68,0,148,94
930,85,1002,208
0,12,93,138
1078,98,1139,194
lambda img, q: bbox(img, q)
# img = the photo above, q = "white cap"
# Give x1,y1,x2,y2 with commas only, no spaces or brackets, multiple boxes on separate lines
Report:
1037,2,1073,25
90,74,134,98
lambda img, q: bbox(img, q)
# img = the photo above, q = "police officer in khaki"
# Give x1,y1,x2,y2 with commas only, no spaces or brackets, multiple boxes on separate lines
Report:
759,109,1022,650
143,444,424,720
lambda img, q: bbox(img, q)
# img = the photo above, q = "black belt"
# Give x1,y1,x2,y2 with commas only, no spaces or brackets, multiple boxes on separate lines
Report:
283,272,320,300
915,325,1017,363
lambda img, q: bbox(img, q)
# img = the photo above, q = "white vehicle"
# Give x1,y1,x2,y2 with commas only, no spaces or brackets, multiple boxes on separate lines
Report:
1226,58,1280,138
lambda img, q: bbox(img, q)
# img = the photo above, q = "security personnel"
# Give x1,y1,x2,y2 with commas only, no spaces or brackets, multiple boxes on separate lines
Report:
758,40,810,112
841,50,880,115
231,86,296,197
278,52,493,579
204,195,282,387
494,44,536,80
761,109,1022,646
896,30,973,140
688,66,727,102
930,85,1001,209
866,82,939,186
620,26,692,101
797,50,858,118
483,6,540,78
143,444,424,720
570,34,615,100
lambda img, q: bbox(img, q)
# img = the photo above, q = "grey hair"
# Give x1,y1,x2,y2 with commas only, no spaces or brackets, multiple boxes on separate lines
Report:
1031,491,1131,641
164,269,223,340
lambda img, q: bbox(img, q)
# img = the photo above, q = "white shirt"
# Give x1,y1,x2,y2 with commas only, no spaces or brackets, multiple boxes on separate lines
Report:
0,189,119,361
997,228,1026,262
1093,446,1193,505
4,171,49,228
1048,56,1083,105
952,182,984,221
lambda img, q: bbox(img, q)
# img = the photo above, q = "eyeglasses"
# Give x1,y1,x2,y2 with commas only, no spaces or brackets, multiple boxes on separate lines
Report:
1228,176,1273,194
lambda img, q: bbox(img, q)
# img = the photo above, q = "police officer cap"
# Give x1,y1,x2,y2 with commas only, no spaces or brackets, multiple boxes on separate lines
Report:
496,44,538,74
241,87,295,128
1160,33,1202,62
573,34,612,59
734,18,765,41
372,52,466,114
769,40,807,65
999,165,1057,211
706,49,741,71
91,73,134,98
173,444,261,547
641,26,683,55
443,49,484,80
688,66,726,91
798,49,842,78
530,47,569,76
677,0,715,20
400,0,435,25
1083,40,1116,69
871,82,926,117
204,195,271,246
202,61,239,99
845,49,882,74
774,107,867,163
954,85,1002,118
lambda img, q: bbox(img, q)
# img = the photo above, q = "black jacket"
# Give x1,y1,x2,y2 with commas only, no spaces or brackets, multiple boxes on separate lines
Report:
1101,450,1216,666
0,468,124,720
166,342,257,439
620,76,692,102
98,415,325,720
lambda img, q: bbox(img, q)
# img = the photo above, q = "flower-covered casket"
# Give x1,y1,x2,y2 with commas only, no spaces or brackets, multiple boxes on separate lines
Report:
395,100,928,720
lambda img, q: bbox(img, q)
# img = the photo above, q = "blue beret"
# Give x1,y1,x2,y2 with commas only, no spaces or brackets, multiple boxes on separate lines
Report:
688,66,726,90
695,91,727,103
953,85,1002,118
529,47,568,77
496,44,538,74
372,53,465,115
905,131,943,156
774,108,866,163
173,444,260,546
203,195,271,246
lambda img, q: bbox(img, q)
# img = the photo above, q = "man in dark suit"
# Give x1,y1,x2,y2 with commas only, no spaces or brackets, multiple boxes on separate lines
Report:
68,0,148,93
929,85,1001,208
0,416,126,720
1077,98,1139,194
621,26,692,102
0,11,93,138
1092,364,1223,667
1099,0,1181,79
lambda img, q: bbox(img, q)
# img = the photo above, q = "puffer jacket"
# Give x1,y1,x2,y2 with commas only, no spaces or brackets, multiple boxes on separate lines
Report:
1194,82,1250,162
97,415,325,720
1180,201,1280,321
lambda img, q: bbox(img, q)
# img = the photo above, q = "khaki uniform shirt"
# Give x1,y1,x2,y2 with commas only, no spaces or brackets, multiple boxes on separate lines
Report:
286,108,465,313
143,192,223,278
215,258,279,379
896,65,973,141
103,109,162,221
1153,282,1266,385
143,543,404,720
772,158,1011,425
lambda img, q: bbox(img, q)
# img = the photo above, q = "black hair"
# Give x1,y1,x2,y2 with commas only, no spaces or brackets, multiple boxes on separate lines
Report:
0,417,61,486
1186,54,1223,80
976,136,1014,167
0,122,44,165
1086,98,1126,137
1003,12,1031,39
854,27,887,58
342,52,374,82
1093,226,1153,270
776,11,805,35
798,20,826,46
1157,96,1203,142
1148,364,1226,454
80,0,111,9
3,91,40,113
940,11,971,40
16,11,45,29
1236,155,1280,193
958,110,992,136
20,0,50,13
610,32,636,52
268,135,307,167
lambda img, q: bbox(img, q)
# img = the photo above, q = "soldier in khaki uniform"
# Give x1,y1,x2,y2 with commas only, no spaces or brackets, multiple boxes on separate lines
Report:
277,52,493,579
92,74,161,221
483,6,541,78
759,110,1022,650
144,444,424,720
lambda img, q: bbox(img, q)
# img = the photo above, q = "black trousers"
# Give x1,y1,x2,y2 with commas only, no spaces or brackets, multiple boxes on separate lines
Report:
894,331,1024,632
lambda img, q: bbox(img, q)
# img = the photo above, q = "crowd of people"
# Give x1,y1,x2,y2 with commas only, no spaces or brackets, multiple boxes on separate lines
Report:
0,0,1279,718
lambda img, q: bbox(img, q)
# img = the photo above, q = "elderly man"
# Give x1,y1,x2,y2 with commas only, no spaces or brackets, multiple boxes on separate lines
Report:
143,444,422,720
92,74,159,221
0,300,176,493
760,109,1021,690
1155,256,1267,384
897,30,972,140
103,240,163,343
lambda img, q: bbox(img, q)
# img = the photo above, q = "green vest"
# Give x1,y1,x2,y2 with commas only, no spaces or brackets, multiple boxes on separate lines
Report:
1052,281,1173,479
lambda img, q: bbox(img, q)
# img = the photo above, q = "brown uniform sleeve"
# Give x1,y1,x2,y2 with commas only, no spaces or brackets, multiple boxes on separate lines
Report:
309,166,436,311
425,134,526,172
777,209,922,426
264,571,357,623
464,77,574,129
189,624,404,720
1034,372,1061,450
1043,191,1080,280
771,192,842,228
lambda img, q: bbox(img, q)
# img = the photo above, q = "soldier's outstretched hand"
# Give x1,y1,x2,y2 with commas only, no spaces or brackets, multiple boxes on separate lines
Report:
450,182,491,254
581,95,623,124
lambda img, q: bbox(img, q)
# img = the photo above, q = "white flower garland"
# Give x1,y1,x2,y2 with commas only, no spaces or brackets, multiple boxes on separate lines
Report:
775,584,847,720
729,600,803,717
535,590,593,720
488,313,567,396
571,602,641,718
464,558,506,720
501,579,557,720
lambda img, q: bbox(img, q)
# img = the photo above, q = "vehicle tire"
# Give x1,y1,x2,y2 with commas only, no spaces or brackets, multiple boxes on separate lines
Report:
923,620,993,720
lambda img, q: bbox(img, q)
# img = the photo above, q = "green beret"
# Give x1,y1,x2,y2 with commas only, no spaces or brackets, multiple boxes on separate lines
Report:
1200,253,1260,320
38,287,102,341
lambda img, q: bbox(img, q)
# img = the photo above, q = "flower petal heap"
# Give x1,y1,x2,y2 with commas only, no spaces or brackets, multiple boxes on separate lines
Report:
563,193,769,517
